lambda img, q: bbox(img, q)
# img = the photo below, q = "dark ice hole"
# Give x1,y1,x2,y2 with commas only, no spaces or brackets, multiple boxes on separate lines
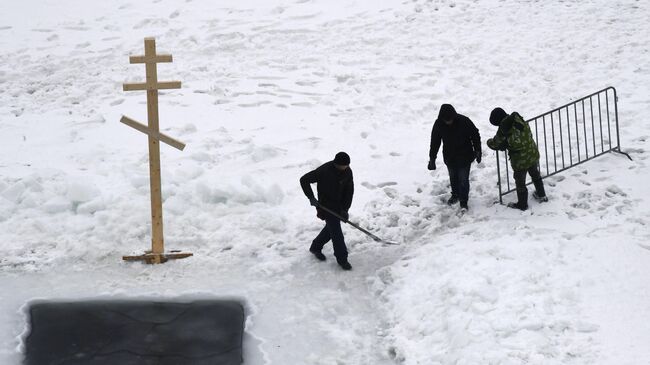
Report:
22,300,245,365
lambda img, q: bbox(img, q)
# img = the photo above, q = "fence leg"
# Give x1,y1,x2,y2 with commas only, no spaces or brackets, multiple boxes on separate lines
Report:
496,151,503,204
613,149,633,161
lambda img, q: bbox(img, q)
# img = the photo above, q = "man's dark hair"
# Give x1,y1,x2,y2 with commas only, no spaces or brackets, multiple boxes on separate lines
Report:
334,152,350,165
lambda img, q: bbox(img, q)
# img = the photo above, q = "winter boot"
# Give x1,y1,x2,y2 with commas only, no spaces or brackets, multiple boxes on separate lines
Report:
459,201,469,211
533,191,548,202
531,176,547,202
447,196,459,205
507,189,528,211
309,247,326,261
337,259,352,271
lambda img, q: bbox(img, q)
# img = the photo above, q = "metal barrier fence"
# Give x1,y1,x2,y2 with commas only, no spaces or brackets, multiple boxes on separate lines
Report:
496,86,632,204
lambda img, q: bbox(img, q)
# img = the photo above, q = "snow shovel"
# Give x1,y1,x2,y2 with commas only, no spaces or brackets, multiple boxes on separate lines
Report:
316,204,399,245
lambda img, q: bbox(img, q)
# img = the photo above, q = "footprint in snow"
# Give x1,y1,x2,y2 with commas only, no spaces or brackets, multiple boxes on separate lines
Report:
295,80,319,86
291,102,313,107
571,202,591,210
376,182,397,188
605,185,627,196
400,196,419,207
238,101,272,108
383,188,397,198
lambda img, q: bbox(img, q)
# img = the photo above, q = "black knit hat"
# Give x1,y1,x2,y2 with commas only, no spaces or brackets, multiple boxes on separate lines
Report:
490,107,508,126
334,152,350,165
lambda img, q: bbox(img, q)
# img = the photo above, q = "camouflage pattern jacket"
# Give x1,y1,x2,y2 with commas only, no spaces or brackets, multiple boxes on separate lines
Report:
486,112,540,171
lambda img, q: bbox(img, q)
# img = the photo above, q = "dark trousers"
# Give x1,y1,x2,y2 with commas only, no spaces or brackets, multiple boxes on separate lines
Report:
447,164,471,203
513,164,546,196
311,216,348,262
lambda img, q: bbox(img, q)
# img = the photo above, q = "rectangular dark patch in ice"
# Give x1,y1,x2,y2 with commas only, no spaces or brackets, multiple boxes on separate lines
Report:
23,300,244,365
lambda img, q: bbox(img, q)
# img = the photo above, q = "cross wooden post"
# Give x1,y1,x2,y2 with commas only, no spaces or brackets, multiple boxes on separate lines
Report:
120,37,192,264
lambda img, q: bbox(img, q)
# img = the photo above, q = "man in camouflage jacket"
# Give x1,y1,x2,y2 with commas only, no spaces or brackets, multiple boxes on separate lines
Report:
486,108,547,210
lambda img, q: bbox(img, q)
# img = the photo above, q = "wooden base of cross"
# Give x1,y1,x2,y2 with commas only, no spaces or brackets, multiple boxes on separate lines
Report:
120,37,192,265
123,251,193,265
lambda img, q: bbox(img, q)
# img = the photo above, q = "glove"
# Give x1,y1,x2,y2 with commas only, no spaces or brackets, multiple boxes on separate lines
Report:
475,151,482,164
340,210,349,222
309,197,319,207
316,208,325,220
427,160,436,170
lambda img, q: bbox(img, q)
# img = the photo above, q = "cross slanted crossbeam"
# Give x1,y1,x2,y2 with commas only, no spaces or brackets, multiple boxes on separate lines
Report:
120,116,185,151
120,37,192,264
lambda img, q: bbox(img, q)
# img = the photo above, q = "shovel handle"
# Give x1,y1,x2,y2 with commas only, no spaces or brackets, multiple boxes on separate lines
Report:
316,204,397,245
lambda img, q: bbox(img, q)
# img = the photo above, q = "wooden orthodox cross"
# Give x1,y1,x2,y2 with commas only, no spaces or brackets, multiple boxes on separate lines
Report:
121,37,192,264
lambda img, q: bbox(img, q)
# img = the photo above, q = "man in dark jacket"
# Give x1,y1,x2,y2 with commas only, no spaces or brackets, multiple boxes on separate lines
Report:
428,104,482,210
487,107,548,210
300,152,354,270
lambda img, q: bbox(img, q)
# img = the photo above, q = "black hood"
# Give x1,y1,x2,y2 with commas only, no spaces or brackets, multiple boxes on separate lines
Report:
437,104,457,122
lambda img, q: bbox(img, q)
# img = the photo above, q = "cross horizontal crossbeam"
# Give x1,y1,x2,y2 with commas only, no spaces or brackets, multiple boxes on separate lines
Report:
129,54,173,64
123,81,181,92
120,115,186,151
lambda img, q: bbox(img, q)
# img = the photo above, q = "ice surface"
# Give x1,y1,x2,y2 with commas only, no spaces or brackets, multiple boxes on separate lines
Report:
1,0,649,364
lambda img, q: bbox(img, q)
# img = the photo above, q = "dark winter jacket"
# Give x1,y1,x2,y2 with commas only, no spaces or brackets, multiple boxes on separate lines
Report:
429,104,482,168
486,111,540,171
300,161,354,213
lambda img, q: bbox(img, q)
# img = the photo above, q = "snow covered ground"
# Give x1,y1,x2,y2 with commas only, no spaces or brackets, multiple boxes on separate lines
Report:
1,0,649,364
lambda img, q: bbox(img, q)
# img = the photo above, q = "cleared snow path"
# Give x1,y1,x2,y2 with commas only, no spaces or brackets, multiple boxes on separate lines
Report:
1,0,650,364
0,244,406,365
